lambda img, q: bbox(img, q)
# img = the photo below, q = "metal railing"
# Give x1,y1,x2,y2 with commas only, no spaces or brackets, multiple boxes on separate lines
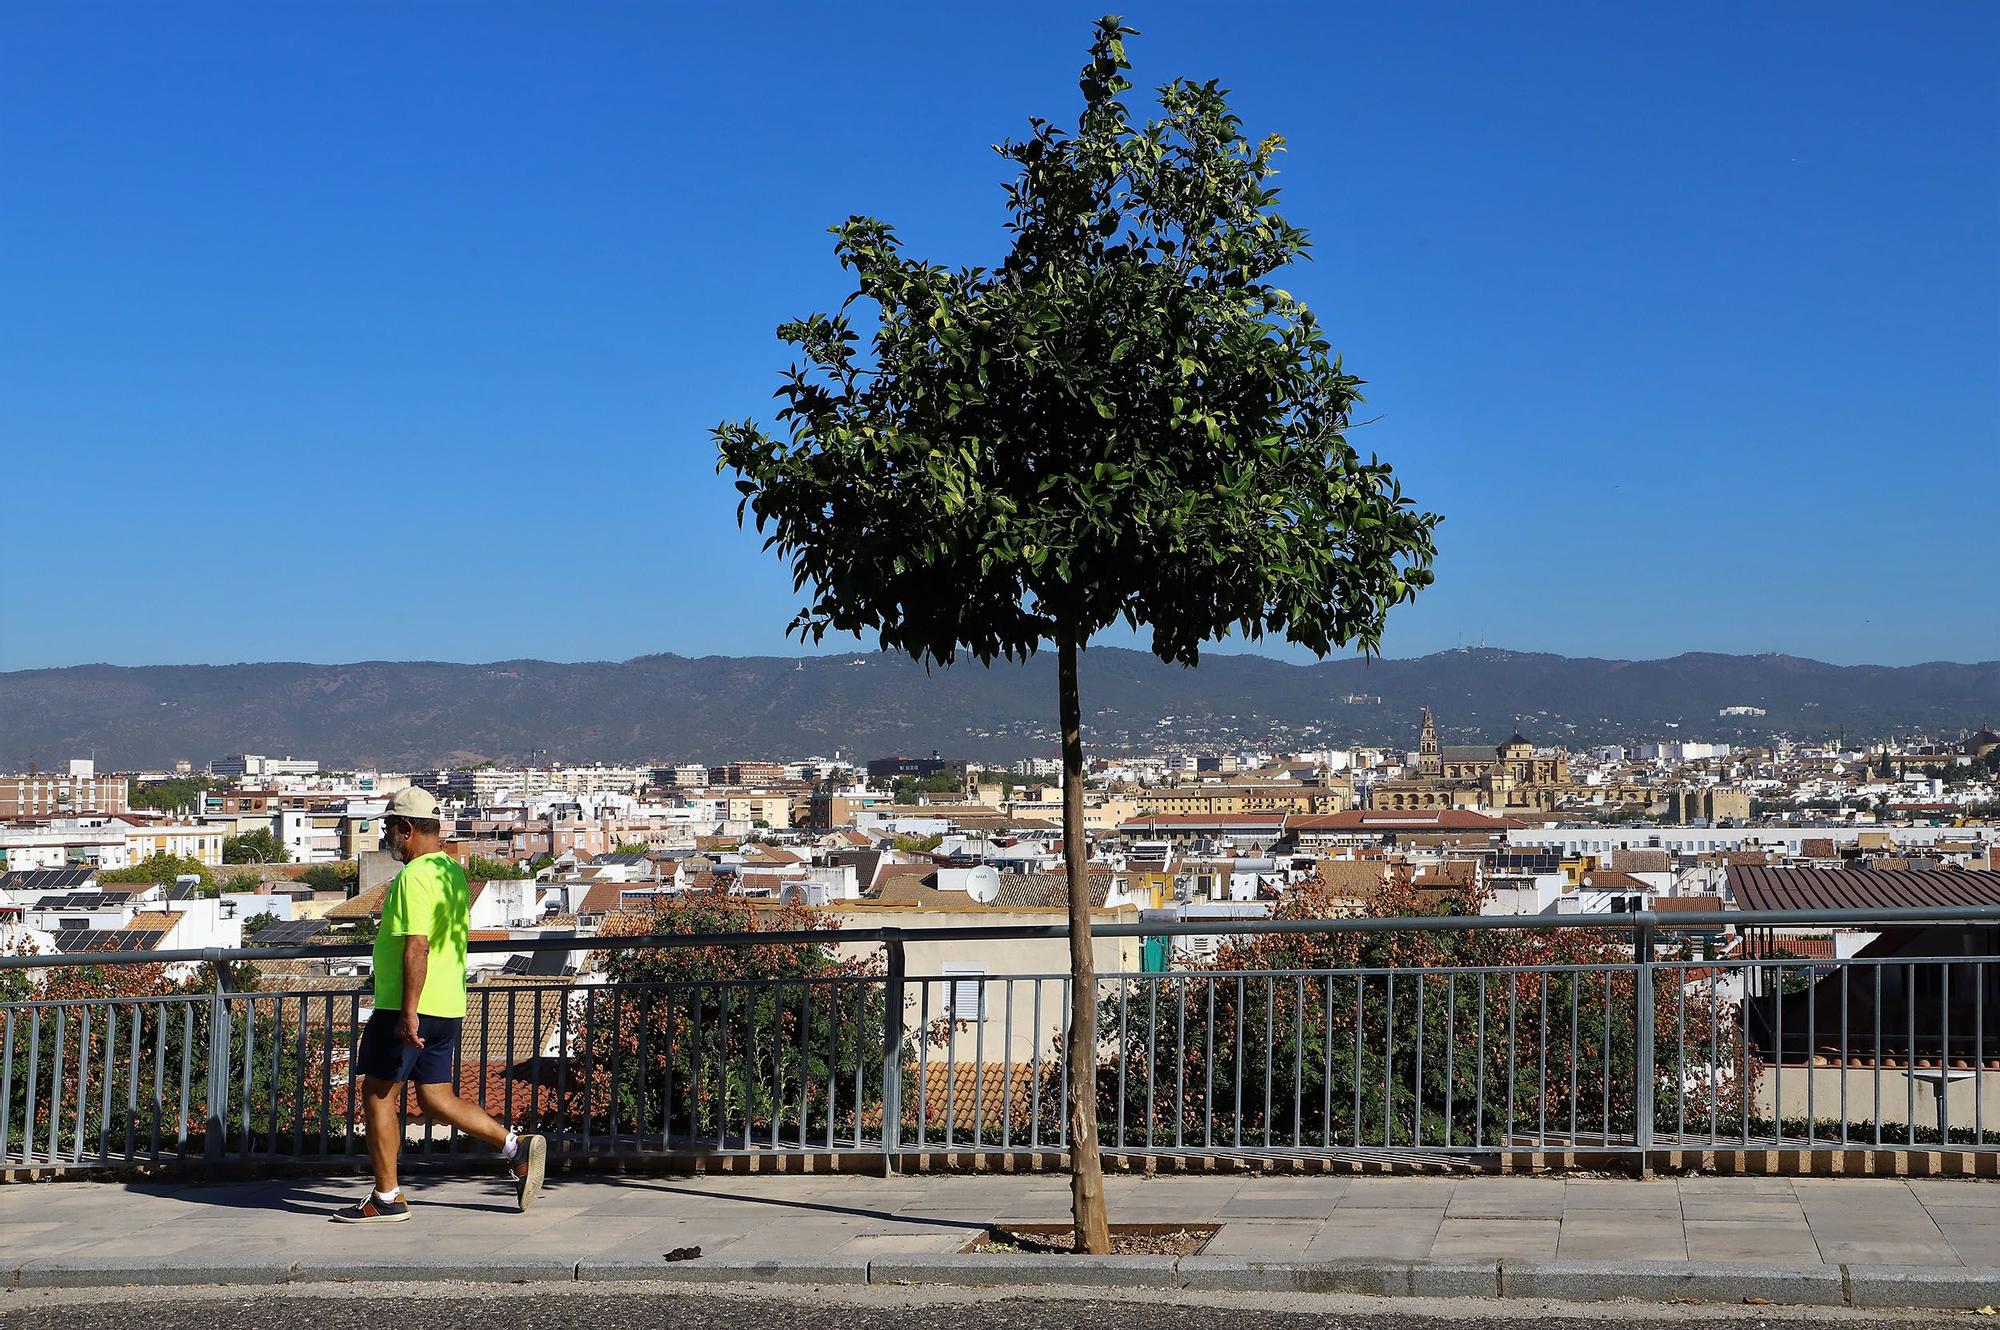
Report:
3,905,1997,1176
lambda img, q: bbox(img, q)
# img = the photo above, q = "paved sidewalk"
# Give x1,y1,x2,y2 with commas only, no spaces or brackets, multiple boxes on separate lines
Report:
4,1173,1999,1307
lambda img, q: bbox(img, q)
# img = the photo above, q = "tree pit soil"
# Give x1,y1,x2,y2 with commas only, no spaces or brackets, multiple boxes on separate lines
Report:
965,1224,1216,1256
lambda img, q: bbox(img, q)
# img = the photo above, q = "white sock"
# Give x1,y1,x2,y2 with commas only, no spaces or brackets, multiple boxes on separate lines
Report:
374,1187,400,1204
502,1131,519,1160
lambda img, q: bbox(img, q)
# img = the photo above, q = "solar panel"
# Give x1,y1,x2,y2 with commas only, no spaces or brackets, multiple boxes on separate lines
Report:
30,891,136,911
526,945,571,976
48,928,159,954
0,868,97,894
250,919,330,946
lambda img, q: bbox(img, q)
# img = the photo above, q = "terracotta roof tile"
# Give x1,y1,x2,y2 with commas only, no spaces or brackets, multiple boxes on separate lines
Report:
326,882,389,920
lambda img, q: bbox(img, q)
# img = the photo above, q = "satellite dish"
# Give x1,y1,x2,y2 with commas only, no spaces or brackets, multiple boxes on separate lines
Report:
965,864,1001,904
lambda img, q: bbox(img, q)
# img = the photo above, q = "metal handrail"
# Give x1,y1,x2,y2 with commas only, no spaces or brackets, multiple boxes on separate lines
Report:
6,900,1998,1177
4,902,1996,972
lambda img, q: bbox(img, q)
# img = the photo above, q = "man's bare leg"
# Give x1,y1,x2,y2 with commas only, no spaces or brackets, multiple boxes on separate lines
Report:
416,1082,546,1211
413,1082,510,1149
362,1075,405,1196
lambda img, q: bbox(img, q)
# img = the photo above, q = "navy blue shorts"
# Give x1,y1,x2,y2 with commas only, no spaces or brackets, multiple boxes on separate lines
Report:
356,1009,462,1085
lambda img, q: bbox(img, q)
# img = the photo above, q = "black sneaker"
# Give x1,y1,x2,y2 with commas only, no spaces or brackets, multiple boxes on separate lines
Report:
510,1133,546,1212
332,1193,410,1224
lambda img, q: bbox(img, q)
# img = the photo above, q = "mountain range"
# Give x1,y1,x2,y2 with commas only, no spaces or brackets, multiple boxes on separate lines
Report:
3,648,1997,772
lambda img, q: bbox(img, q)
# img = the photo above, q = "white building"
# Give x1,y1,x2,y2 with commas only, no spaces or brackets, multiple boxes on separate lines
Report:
124,819,228,867
211,754,321,779
1635,741,1732,764
0,820,131,871
439,765,653,805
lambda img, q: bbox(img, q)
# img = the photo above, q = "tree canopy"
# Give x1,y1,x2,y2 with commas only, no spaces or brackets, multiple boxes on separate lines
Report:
127,777,220,813
715,16,1437,671
223,828,287,864
100,854,212,887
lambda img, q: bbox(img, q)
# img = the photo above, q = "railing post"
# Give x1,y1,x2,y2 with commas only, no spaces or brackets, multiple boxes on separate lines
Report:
1632,912,1656,1178
879,929,905,1176
202,950,230,1181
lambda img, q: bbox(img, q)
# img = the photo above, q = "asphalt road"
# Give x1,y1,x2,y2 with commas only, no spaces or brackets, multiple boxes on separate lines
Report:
0,1288,1953,1330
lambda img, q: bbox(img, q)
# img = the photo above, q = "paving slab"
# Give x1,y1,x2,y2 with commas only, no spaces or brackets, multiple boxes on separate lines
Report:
835,1232,973,1255
1305,1209,1444,1260
1333,1179,1459,1208
1556,1212,1688,1261
1231,1177,1349,1199
1815,1239,1964,1265
1938,1221,2000,1266
1682,1219,1822,1265
1446,1180,1564,1219
1201,1220,1322,1256
1678,1196,1808,1220
1217,1194,1341,1219
1676,1176,1799,1196
1561,1181,1681,1211
1429,1218,1559,1260
1909,1179,2000,1206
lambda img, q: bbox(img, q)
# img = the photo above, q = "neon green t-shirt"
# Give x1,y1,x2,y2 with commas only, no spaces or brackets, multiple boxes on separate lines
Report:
373,852,470,1018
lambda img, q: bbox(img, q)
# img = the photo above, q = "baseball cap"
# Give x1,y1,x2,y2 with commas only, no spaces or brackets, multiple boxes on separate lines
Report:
385,787,441,821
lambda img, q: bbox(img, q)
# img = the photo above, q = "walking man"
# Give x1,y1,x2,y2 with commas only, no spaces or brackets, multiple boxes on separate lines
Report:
335,786,546,1222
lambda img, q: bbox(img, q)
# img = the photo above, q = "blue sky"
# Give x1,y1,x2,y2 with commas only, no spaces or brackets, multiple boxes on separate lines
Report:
3,2,1995,672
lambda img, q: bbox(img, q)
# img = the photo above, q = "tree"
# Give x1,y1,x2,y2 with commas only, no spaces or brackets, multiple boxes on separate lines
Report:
222,828,286,864
99,854,212,887
1100,872,1752,1152
714,19,1437,1250
464,854,530,881
577,895,884,1146
299,862,359,894
613,842,652,857
891,771,962,803
127,777,220,813
1875,753,1896,780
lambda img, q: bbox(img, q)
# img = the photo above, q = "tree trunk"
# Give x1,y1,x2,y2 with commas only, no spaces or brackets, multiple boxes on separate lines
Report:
1058,632,1112,1254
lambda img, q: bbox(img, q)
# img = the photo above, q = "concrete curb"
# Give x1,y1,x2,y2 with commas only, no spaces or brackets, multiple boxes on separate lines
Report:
14,1257,297,1290
1409,1259,1501,1298
284,1255,581,1285
1498,1258,1847,1307
7,1252,1999,1310
871,1254,1179,1289
1176,1257,1403,1295
577,1255,871,1285
1845,1263,2000,1309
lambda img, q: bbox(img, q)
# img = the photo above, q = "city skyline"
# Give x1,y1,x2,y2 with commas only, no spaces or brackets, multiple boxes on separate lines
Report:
5,2,1997,672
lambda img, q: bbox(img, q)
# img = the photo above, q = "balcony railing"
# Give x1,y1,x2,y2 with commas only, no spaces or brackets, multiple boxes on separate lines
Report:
3,906,1997,1177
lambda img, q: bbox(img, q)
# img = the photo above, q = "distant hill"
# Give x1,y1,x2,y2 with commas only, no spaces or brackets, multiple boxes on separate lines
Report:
2,648,1996,771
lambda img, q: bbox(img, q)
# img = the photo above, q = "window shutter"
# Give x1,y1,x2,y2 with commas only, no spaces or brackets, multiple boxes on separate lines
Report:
942,964,985,1021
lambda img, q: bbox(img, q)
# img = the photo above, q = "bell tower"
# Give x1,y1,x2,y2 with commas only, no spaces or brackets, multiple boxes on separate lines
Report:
1417,708,1441,778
